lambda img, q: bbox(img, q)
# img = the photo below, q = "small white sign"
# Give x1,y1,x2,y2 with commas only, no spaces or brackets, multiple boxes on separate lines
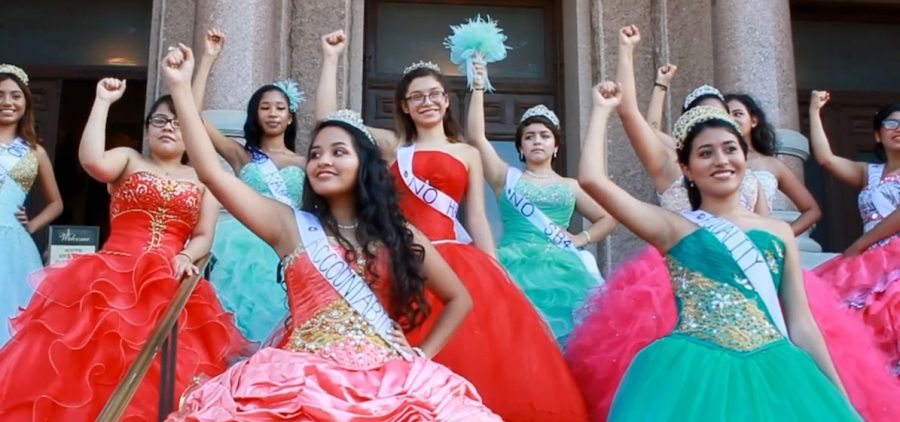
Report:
48,226,100,265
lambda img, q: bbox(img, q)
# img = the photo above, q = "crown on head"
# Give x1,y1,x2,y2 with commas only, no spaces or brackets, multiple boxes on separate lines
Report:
272,79,305,112
0,64,29,86
323,109,376,145
403,60,441,75
682,84,724,110
520,104,560,129
672,105,741,151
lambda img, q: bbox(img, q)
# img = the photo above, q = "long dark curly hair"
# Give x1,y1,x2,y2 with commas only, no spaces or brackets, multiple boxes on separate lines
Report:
301,120,430,331
242,85,298,153
393,67,464,144
724,94,777,156
676,119,749,210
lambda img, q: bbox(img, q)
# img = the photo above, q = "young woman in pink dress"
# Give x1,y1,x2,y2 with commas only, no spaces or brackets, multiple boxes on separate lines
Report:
160,43,500,421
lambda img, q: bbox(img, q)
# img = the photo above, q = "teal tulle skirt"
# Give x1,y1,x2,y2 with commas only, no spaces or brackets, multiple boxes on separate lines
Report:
498,242,599,343
609,335,861,421
210,214,287,343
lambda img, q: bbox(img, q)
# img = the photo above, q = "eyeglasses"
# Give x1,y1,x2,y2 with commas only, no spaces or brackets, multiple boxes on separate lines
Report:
148,115,180,129
882,119,900,130
405,91,446,106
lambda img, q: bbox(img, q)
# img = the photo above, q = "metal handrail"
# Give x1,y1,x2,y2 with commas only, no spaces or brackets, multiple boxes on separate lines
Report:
96,254,212,422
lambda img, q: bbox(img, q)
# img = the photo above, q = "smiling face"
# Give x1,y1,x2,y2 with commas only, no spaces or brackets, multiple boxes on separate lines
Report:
306,125,360,198
519,122,558,164
727,99,756,140
146,101,184,160
681,126,748,201
0,77,26,128
400,75,449,130
257,89,293,137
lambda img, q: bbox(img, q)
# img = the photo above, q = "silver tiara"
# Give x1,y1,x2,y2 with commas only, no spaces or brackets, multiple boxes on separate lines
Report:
0,64,28,86
672,105,741,151
520,104,560,129
323,109,376,145
403,60,441,75
683,84,724,110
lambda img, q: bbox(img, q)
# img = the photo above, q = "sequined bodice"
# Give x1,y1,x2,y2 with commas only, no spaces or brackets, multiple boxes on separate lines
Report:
103,171,202,255
390,150,469,241
0,139,37,226
754,170,778,210
499,180,575,246
858,164,900,245
666,229,787,351
658,174,760,212
280,244,399,368
238,162,305,208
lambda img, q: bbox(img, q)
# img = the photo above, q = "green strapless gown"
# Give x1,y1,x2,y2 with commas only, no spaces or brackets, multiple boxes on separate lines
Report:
210,163,305,342
609,229,860,421
497,179,600,343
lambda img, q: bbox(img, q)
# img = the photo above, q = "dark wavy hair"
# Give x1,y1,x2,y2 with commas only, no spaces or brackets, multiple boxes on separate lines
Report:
873,102,900,162
301,120,430,331
676,119,749,210
515,116,561,163
393,67,464,144
243,85,298,153
725,94,777,156
0,72,39,148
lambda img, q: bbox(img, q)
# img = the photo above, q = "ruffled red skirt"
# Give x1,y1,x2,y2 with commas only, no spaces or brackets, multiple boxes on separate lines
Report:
566,246,900,422
407,242,588,421
0,249,248,421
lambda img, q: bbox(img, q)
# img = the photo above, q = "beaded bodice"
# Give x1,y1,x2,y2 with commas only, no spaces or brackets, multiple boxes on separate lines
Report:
859,164,900,245
103,171,202,255
238,162,305,208
754,170,778,210
658,174,759,213
666,229,787,352
0,138,37,227
499,179,575,246
281,243,399,369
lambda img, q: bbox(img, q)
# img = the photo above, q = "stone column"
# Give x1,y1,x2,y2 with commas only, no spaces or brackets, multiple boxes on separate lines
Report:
712,0,805,181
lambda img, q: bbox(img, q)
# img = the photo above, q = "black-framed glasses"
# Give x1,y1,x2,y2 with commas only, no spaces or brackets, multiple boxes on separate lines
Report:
405,91,446,106
148,115,180,129
882,119,900,130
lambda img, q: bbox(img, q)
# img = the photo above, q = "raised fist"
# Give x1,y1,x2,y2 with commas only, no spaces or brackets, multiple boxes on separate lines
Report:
96,78,126,104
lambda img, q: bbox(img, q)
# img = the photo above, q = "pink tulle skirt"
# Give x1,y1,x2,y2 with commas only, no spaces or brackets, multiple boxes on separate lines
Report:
815,237,900,376
168,347,501,421
566,246,900,422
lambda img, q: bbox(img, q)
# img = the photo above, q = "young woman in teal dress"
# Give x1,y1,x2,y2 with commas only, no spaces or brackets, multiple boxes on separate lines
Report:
579,80,859,420
192,29,306,342
466,60,615,343
0,65,63,345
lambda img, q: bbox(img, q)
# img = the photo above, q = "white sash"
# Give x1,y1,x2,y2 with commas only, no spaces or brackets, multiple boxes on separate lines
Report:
867,164,897,218
396,144,472,243
504,168,603,284
293,210,408,357
0,137,29,182
249,148,294,207
681,210,790,339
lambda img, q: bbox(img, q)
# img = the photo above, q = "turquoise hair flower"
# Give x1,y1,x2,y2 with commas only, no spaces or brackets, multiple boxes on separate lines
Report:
444,15,510,92
273,79,305,112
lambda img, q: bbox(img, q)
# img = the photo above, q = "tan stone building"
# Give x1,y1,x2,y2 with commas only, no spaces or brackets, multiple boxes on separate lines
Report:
3,0,898,271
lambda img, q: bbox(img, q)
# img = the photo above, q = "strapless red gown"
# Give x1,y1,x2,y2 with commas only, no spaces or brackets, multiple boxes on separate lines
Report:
0,171,248,421
391,150,588,421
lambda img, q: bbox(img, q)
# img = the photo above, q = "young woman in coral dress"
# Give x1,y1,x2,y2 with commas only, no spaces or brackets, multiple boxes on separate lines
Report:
316,30,588,420
0,78,247,421
192,29,307,343
580,81,859,420
0,64,63,345
466,60,615,344
160,44,499,421
811,91,900,376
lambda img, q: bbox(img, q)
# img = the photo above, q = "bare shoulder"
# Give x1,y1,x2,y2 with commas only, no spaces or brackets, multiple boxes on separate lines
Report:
754,215,794,246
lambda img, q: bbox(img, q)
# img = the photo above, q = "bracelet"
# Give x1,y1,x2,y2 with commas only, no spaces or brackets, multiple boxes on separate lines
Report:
473,87,485,91
581,230,592,244
654,82,669,91
177,251,194,262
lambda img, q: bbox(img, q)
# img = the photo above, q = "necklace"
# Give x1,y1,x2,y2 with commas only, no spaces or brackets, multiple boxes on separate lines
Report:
337,221,359,230
524,169,552,179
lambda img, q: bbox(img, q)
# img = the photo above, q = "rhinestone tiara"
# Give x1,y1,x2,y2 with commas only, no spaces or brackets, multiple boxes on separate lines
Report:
520,104,560,129
322,109,375,145
672,105,741,151
0,64,29,86
682,84,724,110
403,60,441,75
